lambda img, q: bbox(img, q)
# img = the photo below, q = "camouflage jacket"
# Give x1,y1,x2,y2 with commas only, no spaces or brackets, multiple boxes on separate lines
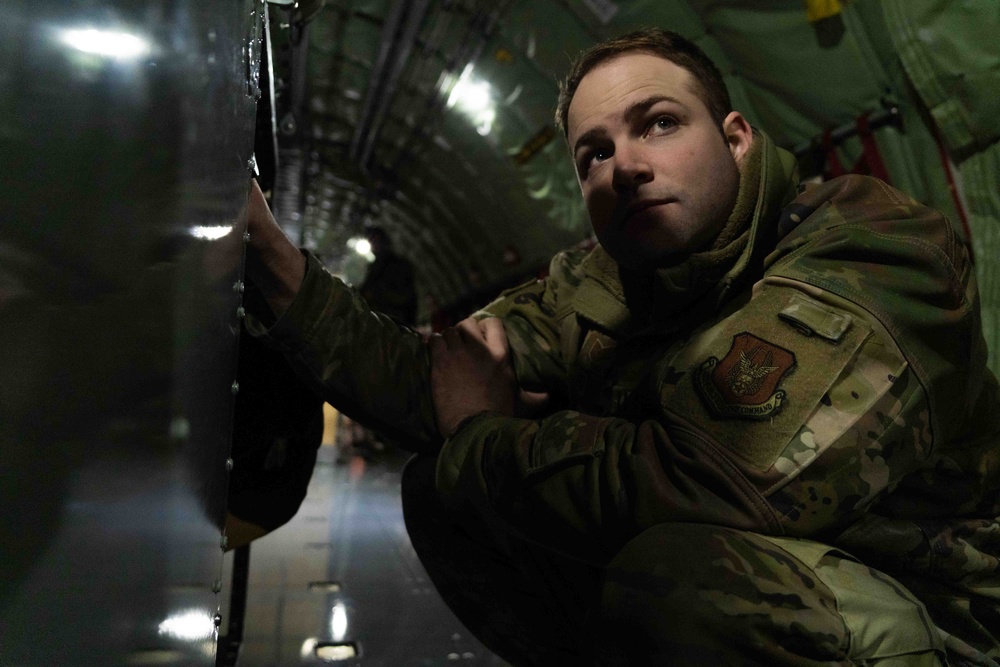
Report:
250,132,999,653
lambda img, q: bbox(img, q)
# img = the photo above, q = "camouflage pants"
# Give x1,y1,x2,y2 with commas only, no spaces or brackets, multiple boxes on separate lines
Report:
402,455,950,666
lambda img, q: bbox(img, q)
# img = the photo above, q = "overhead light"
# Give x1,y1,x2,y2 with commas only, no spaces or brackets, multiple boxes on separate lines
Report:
59,28,151,60
346,237,374,261
446,64,497,137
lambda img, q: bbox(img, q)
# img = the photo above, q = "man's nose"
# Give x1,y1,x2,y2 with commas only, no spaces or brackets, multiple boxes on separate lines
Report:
611,148,653,193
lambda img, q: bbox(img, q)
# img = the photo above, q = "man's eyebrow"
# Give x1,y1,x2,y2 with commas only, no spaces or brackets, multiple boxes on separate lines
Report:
573,95,687,154
573,127,607,155
623,94,686,124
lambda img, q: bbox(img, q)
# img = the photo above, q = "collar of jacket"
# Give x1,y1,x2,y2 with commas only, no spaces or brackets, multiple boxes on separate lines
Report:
571,128,799,336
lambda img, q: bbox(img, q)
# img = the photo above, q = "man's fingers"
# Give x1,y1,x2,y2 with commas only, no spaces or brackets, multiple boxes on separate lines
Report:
473,317,509,361
517,389,551,417
441,326,462,350
247,179,277,230
440,317,508,359
478,317,508,354
455,317,484,342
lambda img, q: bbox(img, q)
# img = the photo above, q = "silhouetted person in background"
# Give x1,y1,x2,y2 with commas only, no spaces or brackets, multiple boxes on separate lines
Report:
360,227,417,327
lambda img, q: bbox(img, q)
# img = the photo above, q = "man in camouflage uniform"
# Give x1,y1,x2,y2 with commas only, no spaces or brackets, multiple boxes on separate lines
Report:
244,29,999,666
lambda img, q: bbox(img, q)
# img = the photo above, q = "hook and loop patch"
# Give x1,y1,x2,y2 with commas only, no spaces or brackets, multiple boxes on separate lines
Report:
695,332,796,420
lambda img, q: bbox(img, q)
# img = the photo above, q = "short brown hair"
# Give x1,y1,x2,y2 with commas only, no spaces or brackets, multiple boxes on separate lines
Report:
555,28,732,137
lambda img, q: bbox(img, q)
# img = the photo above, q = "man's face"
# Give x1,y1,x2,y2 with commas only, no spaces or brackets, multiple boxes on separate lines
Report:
567,53,746,270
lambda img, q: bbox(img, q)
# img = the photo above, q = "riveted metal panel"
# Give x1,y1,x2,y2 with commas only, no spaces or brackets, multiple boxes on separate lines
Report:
0,0,260,664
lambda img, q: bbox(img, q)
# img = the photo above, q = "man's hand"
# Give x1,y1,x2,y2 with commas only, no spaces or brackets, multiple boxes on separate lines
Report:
244,179,306,318
429,317,519,438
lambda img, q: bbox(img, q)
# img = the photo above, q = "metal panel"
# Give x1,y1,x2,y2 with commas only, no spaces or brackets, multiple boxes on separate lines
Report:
0,1,261,664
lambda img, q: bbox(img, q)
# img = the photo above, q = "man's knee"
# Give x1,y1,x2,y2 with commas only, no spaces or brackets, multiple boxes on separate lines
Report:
400,453,448,546
590,523,945,666
400,453,434,513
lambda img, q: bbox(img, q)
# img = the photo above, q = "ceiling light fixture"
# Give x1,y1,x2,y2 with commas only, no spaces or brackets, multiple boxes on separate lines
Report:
446,64,496,137
347,237,374,261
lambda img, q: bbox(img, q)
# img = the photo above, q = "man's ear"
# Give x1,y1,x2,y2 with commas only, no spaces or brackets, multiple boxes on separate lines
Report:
722,111,753,167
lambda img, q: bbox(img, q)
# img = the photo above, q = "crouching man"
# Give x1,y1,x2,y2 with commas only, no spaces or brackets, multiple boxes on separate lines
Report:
244,28,1000,666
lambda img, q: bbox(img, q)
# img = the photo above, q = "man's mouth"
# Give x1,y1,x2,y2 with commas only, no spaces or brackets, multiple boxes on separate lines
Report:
621,198,676,225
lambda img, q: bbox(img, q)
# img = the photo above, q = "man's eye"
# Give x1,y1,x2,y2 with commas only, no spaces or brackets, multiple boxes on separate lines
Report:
591,149,611,163
580,148,611,174
649,117,677,135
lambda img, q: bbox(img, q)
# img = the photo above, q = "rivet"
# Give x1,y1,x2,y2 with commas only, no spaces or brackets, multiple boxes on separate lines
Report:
214,613,223,627
221,535,228,550
243,232,251,243
236,306,245,319
231,381,239,395
226,458,234,472
212,579,222,593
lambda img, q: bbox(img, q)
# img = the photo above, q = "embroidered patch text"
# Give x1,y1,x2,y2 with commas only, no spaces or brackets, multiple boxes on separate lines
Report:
695,332,796,420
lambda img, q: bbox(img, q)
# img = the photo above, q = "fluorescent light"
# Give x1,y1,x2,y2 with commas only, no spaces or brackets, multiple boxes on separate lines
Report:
446,64,497,137
476,109,496,136
347,237,374,261
448,66,491,113
60,28,150,60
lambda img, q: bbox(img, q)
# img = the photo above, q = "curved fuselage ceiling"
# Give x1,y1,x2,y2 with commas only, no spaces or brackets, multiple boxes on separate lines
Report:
269,0,998,349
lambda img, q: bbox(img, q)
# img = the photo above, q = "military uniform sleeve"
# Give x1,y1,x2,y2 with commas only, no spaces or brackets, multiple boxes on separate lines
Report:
435,407,783,565
246,251,440,449
758,175,987,535
476,248,587,394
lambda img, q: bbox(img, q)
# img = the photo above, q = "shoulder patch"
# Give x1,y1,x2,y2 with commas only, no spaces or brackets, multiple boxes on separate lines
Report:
695,332,796,420
580,329,618,368
661,284,872,471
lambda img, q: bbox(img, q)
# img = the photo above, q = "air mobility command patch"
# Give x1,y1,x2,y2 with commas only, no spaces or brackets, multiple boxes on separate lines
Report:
661,284,872,472
695,333,796,420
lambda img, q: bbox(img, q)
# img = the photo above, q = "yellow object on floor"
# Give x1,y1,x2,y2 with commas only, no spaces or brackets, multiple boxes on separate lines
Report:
322,402,339,446
805,0,842,23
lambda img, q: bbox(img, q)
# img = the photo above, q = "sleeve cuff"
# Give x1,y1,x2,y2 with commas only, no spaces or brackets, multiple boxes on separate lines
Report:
434,411,531,511
244,250,336,354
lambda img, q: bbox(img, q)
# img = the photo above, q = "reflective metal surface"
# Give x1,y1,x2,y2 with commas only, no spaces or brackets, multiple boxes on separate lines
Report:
0,1,261,664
